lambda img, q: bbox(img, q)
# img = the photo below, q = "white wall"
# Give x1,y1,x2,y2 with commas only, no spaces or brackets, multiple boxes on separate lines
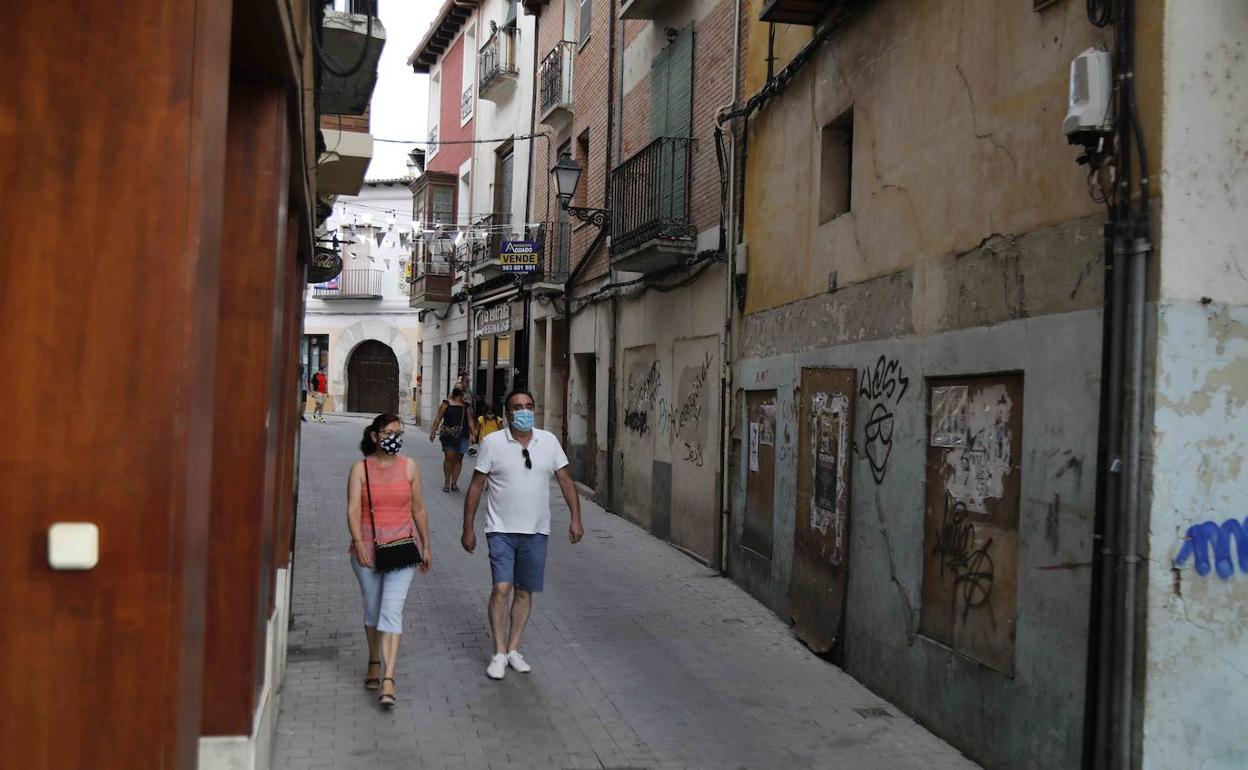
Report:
1141,3,1248,768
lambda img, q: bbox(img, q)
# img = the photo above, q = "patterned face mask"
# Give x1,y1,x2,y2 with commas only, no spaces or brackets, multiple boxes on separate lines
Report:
378,434,403,455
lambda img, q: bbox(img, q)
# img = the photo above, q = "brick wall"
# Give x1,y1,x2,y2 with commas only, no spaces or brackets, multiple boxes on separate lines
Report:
320,103,370,133
428,31,473,176
568,0,613,284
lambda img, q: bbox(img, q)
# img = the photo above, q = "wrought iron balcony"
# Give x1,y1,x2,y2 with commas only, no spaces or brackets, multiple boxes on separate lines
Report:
409,259,453,309
478,25,520,103
609,137,697,273
427,125,439,158
539,42,575,131
527,221,571,287
312,268,383,299
460,85,473,122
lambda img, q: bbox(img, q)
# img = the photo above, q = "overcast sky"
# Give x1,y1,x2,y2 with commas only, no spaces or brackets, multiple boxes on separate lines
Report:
366,0,438,180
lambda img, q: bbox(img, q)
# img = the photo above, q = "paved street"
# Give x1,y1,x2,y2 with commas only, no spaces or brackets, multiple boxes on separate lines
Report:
274,415,978,770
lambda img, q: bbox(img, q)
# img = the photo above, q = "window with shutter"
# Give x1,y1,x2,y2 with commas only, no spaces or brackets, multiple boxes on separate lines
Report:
649,25,693,224
578,0,592,47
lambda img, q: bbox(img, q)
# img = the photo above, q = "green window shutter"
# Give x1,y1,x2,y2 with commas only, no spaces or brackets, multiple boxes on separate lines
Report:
665,25,693,139
649,45,670,142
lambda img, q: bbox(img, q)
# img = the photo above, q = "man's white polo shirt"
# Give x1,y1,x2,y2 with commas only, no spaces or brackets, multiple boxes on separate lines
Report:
473,427,569,535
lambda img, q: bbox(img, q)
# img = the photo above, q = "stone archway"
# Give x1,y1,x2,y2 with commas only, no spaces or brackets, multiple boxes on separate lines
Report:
331,321,415,414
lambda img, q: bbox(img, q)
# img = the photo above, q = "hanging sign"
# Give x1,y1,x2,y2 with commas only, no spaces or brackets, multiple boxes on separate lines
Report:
475,304,512,337
499,240,540,273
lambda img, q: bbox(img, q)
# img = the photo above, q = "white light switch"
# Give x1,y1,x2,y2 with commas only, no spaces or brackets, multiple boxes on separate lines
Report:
48,523,99,570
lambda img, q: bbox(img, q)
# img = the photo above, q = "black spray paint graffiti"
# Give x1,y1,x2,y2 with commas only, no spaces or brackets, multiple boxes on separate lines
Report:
674,351,714,466
932,495,995,620
859,355,910,484
624,361,661,436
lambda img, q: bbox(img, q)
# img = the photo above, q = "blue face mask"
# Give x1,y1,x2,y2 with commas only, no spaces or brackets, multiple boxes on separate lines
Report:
510,409,535,431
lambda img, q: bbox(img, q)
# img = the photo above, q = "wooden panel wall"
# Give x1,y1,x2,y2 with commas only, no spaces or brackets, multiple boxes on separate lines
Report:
0,2,233,767
201,83,291,737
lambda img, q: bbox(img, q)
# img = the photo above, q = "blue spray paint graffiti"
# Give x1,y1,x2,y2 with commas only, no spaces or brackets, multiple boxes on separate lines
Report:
1173,517,1248,579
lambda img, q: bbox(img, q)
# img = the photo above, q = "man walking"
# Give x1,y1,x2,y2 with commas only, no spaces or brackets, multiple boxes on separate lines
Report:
462,389,583,680
311,366,328,422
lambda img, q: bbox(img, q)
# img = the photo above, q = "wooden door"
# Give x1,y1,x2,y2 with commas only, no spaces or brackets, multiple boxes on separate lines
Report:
347,340,399,415
743,390,777,558
789,368,856,654
919,374,1023,675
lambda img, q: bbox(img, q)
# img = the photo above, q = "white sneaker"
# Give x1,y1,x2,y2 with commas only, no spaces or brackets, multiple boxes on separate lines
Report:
486,653,507,680
506,651,531,673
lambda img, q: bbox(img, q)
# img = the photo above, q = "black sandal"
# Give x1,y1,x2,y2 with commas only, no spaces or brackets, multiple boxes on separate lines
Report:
378,677,396,709
364,660,381,690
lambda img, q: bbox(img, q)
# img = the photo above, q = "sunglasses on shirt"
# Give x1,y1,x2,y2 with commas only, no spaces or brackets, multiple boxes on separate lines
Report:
521,447,532,469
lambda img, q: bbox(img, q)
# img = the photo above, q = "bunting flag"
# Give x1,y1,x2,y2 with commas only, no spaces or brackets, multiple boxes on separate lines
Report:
374,230,386,247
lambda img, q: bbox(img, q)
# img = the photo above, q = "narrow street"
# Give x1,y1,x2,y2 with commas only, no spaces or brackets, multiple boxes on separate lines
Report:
273,415,978,770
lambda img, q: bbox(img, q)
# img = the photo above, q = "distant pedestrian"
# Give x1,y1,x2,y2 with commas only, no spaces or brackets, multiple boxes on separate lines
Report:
476,403,504,442
300,365,308,422
347,413,431,710
429,387,476,492
462,389,583,680
311,367,329,422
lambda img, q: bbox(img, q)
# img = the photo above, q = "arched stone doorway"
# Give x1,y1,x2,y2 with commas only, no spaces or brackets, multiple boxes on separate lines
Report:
347,340,399,415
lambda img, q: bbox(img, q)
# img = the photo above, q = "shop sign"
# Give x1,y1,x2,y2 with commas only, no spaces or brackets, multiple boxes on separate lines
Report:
499,240,539,273
475,304,511,337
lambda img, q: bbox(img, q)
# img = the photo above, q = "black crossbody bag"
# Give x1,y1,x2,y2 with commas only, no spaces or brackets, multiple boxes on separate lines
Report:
364,460,423,573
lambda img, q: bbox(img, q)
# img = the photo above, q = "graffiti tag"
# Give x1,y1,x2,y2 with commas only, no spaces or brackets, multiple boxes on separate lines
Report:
1174,517,1248,579
859,355,910,484
932,495,995,619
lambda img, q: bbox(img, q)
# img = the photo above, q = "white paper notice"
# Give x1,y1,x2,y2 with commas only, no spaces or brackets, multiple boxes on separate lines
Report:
749,422,760,472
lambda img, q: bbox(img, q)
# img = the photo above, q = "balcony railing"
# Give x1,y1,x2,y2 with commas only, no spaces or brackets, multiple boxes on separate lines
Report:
609,136,697,256
479,26,519,98
428,125,439,157
460,85,473,122
530,221,571,284
539,41,575,120
312,268,383,299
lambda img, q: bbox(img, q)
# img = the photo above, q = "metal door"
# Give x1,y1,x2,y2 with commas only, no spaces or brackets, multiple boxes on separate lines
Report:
347,340,399,415
789,368,856,654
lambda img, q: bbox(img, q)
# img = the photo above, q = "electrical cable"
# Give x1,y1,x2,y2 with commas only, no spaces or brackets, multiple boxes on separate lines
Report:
317,0,376,78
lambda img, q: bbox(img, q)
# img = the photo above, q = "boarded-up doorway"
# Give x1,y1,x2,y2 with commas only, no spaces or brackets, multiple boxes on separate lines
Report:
789,368,855,654
920,374,1023,675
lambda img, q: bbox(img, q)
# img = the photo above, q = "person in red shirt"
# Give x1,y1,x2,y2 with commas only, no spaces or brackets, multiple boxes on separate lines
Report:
311,367,329,422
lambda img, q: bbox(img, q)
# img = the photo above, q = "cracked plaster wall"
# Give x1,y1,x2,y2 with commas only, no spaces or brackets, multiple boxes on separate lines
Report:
739,0,1162,317
733,309,1102,769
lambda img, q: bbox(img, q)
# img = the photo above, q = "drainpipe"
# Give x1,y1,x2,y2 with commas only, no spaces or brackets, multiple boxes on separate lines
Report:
604,0,618,512
713,0,743,574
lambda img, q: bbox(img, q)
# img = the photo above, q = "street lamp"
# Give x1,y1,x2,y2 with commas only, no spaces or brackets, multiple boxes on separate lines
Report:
550,151,609,229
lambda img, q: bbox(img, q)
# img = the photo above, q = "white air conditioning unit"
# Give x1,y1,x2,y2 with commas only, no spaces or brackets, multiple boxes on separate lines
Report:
1064,48,1114,145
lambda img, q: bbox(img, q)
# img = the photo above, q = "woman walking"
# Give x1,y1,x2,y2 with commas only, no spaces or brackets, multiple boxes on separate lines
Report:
347,413,431,709
429,387,476,492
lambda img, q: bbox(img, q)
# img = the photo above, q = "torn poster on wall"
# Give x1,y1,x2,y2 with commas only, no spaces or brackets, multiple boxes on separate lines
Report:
810,391,851,564
930,385,968,448
749,422,760,472
942,384,1014,514
759,403,776,446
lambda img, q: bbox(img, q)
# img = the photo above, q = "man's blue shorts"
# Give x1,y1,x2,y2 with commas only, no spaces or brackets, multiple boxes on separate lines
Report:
486,532,549,592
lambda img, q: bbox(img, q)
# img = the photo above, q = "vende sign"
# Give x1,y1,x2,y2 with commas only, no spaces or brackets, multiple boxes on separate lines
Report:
499,240,539,273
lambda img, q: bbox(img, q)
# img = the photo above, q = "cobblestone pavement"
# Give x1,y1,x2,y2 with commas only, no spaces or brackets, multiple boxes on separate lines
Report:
274,415,978,770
